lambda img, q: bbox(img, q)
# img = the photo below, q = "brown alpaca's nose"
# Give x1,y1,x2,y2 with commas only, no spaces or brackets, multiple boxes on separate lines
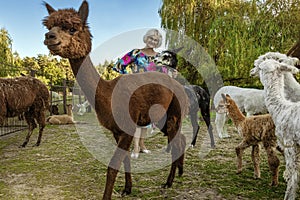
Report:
45,31,57,40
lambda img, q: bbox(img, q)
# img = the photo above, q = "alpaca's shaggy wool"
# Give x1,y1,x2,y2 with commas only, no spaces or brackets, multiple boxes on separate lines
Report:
47,104,74,124
0,76,49,147
251,53,300,200
222,93,280,186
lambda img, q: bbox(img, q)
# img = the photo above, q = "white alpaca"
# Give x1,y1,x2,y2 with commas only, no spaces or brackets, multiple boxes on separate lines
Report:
50,91,61,100
47,104,74,125
250,57,300,200
77,100,90,116
213,86,268,138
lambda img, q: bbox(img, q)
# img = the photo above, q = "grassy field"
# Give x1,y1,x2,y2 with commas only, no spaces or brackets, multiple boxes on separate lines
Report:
0,111,291,199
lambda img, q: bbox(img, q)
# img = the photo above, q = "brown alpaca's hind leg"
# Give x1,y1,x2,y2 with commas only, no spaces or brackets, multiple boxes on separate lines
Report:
34,110,46,146
103,134,133,200
251,145,261,179
177,134,186,177
235,141,251,174
264,142,280,186
162,115,186,188
21,112,37,147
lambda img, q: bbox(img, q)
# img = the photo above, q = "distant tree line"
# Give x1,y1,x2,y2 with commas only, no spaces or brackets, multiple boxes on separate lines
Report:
0,28,74,88
3,0,300,91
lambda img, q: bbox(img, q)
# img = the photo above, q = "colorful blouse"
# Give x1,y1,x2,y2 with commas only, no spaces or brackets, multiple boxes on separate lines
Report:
113,49,168,74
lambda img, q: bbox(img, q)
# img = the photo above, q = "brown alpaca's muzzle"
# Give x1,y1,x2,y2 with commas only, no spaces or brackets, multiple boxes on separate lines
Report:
44,30,62,52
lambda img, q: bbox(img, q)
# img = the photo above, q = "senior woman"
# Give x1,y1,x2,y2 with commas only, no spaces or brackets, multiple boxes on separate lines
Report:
113,28,164,159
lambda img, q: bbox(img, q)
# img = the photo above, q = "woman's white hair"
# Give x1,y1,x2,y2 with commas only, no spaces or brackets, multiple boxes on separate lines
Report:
143,28,162,48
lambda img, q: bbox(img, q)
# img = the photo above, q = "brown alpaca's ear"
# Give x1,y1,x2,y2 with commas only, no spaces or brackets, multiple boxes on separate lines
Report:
221,93,226,102
44,2,56,14
78,0,89,24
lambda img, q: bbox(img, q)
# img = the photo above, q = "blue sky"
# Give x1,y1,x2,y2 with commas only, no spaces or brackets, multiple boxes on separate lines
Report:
0,0,163,60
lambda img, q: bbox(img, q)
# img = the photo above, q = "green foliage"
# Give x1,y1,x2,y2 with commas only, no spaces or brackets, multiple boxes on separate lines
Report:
159,0,300,88
0,28,14,77
0,27,75,88
96,60,119,80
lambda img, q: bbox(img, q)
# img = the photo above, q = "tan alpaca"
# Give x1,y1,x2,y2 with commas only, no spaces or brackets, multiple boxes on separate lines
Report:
221,93,280,186
47,104,74,125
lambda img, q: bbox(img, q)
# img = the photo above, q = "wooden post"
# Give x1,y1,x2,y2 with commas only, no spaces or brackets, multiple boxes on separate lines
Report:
63,79,67,114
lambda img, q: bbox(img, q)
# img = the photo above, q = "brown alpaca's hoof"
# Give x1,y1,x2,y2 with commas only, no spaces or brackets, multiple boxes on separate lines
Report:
121,188,131,197
270,180,278,187
161,182,172,189
33,143,40,147
253,174,261,179
19,142,27,148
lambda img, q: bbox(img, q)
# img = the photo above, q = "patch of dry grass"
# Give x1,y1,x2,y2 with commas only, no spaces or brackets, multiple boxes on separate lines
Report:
0,112,291,199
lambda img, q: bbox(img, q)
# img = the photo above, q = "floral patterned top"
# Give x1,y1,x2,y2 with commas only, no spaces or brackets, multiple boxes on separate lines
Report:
113,49,168,74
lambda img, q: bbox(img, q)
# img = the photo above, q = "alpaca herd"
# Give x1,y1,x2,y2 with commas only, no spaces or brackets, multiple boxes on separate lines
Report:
3,1,299,199
40,1,300,199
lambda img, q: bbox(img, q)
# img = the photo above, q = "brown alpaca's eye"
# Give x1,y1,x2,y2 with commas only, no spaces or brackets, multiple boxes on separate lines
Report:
69,28,77,35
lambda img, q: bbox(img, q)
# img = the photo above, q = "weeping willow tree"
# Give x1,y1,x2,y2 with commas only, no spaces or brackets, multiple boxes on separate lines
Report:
159,0,300,90
0,28,14,77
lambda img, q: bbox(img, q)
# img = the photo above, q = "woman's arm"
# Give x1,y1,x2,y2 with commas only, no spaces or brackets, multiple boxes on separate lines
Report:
113,49,138,74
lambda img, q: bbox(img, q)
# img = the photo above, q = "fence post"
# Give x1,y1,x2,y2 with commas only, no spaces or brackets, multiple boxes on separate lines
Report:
63,79,67,114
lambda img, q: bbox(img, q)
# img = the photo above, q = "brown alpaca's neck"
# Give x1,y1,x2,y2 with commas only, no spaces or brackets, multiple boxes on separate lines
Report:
227,102,245,127
67,107,73,117
69,56,103,108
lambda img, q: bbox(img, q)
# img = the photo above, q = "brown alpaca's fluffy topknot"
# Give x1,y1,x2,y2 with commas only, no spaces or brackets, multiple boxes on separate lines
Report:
43,2,92,59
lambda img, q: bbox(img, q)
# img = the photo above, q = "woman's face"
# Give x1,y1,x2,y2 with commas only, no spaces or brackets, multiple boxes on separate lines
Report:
145,35,160,48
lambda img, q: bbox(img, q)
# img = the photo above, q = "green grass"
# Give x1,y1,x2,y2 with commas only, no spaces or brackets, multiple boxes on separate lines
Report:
0,111,293,199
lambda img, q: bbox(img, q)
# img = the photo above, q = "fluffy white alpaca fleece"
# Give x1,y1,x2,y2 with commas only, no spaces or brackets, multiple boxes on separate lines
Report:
77,100,90,116
213,86,268,138
253,52,300,102
250,58,300,200
47,104,74,125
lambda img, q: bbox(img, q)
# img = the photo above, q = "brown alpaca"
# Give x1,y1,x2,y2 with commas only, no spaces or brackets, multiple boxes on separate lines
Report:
46,104,74,125
0,76,49,147
221,93,280,186
43,1,189,199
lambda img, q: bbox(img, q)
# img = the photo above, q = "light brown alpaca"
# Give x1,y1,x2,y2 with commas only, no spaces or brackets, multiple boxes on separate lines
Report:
221,93,280,186
42,1,189,199
46,104,74,125
0,76,49,147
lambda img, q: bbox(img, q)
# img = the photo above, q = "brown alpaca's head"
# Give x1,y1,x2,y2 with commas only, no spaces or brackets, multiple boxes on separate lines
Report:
43,1,92,59
220,93,238,113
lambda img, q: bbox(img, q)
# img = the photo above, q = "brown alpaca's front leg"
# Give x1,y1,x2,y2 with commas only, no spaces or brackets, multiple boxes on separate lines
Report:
122,155,132,196
103,135,132,200
235,141,250,174
251,145,261,179
163,132,186,188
